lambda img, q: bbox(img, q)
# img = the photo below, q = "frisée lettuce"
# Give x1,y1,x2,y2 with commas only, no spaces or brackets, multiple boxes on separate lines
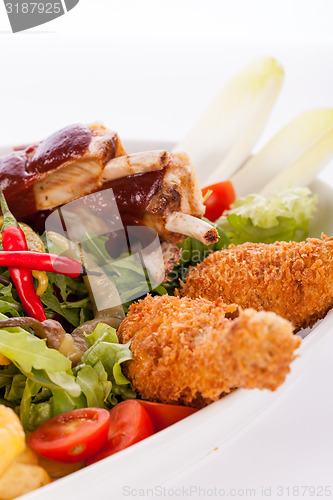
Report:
217,187,317,245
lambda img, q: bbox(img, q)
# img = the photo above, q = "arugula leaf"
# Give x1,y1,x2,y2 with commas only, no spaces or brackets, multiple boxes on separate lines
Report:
0,283,23,317
40,272,91,327
81,232,110,265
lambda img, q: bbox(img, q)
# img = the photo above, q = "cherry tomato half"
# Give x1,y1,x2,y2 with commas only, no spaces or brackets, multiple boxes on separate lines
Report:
202,181,236,222
29,408,110,463
139,400,198,432
86,400,154,465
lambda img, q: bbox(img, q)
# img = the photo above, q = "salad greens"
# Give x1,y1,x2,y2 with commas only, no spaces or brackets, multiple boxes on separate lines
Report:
82,232,153,304
40,272,92,327
0,318,134,431
0,185,318,432
0,282,23,317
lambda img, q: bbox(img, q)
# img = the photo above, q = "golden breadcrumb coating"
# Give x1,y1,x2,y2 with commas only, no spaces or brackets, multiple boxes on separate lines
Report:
118,295,300,408
179,235,333,331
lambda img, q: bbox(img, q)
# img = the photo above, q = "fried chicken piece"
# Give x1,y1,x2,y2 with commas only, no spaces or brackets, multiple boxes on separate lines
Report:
118,295,300,407
179,235,333,331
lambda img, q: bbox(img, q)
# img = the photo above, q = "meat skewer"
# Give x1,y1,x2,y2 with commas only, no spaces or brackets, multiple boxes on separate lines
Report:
0,123,218,245
179,235,333,331
117,295,301,407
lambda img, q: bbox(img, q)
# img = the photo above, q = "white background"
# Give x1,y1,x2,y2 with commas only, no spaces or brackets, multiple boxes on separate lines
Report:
1,2,333,499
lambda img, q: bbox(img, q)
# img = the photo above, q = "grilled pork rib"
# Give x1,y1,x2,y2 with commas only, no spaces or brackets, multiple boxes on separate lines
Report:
0,123,218,245
1,123,125,220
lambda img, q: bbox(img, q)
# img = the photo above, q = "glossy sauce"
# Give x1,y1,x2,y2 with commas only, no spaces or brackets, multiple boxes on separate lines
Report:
103,169,165,214
0,124,92,219
28,169,165,235
28,124,92,175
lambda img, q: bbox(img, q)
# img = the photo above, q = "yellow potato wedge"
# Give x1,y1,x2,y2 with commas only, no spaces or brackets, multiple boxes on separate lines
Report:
37,454,85,480
0,406,25,477
15,445,39,465
0,462,51,500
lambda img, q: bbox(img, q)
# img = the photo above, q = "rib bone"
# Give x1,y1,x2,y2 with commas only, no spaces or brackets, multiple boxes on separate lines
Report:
101,151,170,182
165,212,218,245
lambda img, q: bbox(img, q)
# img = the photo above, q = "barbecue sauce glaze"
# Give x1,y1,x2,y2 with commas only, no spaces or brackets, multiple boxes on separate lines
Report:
0,124,92,219
0,124,166,232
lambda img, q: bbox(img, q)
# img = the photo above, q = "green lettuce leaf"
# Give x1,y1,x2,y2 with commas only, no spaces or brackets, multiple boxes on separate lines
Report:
0,329,71,373
78,341,133,384
24,402,53,430
76,364,111,408
4,374,26,402
75,322,135,404
51,390,86,417
85,322,119,347
32,369,81,397
0,315,83,429
20,379,43,429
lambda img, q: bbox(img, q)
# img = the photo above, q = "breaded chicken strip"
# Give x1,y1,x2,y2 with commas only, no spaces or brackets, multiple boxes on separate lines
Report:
179,235,333,331
118,295,300,407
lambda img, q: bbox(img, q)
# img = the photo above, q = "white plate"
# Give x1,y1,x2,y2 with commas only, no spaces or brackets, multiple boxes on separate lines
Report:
1,141,333,499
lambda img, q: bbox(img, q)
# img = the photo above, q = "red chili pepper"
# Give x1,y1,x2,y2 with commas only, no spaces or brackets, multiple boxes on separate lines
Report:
0,251,83,277
0,192,46,321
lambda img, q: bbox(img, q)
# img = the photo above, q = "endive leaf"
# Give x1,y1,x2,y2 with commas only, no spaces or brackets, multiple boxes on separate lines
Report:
261,126,333,197
173,56,284,185
231,108,333,197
